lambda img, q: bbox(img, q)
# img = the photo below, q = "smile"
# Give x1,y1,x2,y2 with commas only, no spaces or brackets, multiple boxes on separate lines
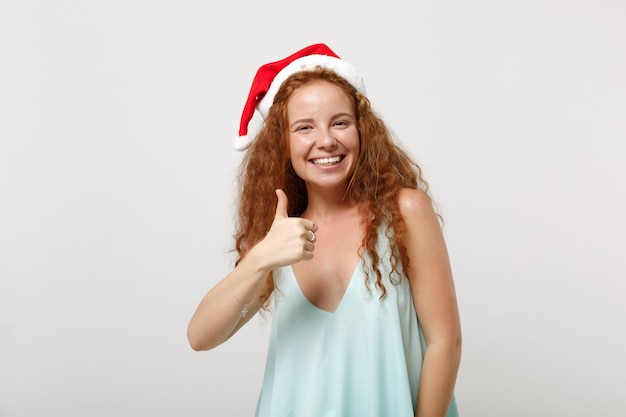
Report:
311,156,343,166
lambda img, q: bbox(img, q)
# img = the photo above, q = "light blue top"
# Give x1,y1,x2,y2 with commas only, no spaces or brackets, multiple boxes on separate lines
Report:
255,235,459,417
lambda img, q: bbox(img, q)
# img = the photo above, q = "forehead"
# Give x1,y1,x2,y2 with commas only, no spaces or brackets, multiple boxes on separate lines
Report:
287,81,354,113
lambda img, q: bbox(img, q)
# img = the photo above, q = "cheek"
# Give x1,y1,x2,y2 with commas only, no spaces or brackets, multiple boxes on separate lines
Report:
348,131,361,155
288,135,311,160
287,138,307,177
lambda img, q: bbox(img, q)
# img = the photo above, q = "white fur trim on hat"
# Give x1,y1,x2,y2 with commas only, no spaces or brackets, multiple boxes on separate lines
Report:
256,54,367,119
234,135,252,152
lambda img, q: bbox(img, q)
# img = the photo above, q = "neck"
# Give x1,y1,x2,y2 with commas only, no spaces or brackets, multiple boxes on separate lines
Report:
302,184,358,222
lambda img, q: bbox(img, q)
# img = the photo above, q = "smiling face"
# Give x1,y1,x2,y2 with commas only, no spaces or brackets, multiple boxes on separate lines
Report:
287,80,360,194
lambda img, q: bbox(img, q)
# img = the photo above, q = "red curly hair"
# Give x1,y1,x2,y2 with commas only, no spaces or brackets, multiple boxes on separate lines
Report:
234,67,433,306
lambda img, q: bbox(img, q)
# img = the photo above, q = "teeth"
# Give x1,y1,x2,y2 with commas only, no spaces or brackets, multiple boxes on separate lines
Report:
313,156,341,166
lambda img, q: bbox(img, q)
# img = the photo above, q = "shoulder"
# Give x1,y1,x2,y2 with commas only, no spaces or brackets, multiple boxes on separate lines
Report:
397,188,437,222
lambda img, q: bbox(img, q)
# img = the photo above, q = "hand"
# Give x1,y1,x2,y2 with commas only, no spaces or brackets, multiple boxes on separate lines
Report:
255,189,318,268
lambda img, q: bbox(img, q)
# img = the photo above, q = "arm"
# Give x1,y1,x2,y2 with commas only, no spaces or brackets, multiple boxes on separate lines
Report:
186,250,272,351
397,188,462,417
187,189,317,351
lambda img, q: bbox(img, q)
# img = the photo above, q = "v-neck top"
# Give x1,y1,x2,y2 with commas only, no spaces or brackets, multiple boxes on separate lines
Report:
254,234,459,417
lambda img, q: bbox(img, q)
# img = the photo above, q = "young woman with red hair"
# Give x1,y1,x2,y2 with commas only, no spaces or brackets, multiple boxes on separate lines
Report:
187,44,461,417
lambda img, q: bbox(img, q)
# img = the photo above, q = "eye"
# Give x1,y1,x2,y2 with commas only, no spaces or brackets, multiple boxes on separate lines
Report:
333,120,349,128
291,125,311,132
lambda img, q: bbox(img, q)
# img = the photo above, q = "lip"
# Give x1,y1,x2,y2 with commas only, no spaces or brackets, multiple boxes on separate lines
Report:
309,155,345,167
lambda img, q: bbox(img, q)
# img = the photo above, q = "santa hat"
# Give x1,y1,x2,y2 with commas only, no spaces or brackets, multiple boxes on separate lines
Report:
234,43,367,151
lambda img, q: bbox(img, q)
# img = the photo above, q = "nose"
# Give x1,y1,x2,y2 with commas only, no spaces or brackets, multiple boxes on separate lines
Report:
315,128,337,149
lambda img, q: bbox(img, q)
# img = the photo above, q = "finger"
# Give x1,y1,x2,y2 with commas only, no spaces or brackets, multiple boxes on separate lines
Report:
308,230,316,243
309,221,318,233
274,189,289,220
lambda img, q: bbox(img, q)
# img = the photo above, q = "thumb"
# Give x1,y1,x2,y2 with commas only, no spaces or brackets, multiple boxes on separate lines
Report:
274,189,289,220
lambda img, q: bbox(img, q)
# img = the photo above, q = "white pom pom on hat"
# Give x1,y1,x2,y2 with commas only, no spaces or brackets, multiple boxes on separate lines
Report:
235,43,367,151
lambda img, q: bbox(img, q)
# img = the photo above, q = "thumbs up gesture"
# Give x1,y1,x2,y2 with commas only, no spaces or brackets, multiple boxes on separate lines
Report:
254,189,318,268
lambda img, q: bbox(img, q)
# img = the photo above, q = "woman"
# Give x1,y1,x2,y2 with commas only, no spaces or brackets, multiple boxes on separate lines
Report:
187,44,461,417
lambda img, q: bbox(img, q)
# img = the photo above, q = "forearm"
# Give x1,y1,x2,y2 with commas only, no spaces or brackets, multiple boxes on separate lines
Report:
186,249,271,351
188,191,317,351
415,340,462,417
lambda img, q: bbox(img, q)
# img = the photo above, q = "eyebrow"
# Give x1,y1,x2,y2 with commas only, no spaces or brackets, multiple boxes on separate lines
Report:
289,113,355,130
289,118,314,130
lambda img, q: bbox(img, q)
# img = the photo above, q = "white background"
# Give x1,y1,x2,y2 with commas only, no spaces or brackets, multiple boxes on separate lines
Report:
3,1,625,416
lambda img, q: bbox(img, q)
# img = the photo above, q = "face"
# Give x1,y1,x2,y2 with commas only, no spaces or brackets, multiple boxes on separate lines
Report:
287,81,360,193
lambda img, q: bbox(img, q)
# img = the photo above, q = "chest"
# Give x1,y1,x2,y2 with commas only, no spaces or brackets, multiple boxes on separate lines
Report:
291,218,364,312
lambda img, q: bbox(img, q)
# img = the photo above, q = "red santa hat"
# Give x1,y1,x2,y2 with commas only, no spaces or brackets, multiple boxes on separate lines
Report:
234,43,367,151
